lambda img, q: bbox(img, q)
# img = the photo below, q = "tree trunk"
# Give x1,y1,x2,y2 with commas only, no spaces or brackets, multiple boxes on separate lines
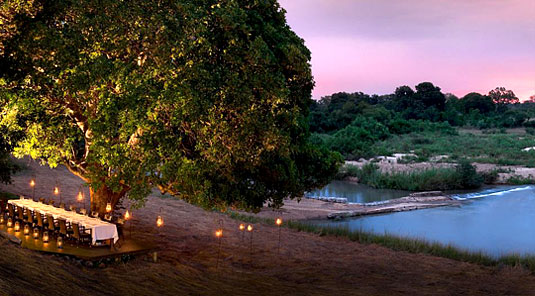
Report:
90,185,125,216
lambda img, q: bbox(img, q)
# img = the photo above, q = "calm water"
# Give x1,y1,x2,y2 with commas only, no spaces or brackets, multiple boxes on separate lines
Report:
314,186,535,257
306,180,410,203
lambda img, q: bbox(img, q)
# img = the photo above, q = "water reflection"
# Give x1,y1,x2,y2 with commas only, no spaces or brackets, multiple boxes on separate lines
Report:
314,186,535,257
306,180,410,204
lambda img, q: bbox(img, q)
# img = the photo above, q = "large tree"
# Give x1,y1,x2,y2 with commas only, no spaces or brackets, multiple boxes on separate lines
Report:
0,0,341,214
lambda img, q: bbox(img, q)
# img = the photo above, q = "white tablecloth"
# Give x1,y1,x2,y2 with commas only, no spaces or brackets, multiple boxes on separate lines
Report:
9,198,119,245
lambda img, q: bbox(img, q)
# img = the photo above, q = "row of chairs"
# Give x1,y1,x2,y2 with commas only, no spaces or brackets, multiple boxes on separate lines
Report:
4,202,93,245
1,199,125,247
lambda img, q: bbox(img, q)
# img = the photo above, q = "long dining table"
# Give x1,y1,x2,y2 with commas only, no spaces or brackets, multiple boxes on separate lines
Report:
8,197,118,245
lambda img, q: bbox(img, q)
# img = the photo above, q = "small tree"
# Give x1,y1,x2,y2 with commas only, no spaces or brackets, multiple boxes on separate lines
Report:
489,87,519,112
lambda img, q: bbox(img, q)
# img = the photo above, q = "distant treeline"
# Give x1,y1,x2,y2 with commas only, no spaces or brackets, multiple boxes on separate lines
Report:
309,82,535,159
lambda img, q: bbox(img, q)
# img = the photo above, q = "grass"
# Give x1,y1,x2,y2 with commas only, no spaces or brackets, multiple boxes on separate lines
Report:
227,212,535,273
371,129,535,167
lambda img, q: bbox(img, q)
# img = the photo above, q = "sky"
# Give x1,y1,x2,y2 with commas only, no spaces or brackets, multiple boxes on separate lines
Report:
278,0,535,101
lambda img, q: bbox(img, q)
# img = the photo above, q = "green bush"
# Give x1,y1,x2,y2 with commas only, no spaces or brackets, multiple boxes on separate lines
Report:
344,162,484,191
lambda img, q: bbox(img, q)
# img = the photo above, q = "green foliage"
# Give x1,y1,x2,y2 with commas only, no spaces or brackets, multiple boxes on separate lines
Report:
372,130,535,167
341,162,484,191
0,0,341,212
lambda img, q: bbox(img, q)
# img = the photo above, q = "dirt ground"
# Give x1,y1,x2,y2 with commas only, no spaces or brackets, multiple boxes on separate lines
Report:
2,160,535,296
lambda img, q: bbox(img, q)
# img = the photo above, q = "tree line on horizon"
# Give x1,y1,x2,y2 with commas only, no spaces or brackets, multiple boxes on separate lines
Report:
309,82,535,160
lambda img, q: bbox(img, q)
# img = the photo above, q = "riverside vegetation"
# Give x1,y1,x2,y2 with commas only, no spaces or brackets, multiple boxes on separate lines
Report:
310,84,535,190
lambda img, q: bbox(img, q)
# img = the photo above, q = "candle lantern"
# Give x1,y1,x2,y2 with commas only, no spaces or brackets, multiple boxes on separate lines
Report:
43,231,49,243
215,229,223,238
239,223,245,231
30,179,35,188
7,218,13,228
57,236,63,249
125,210,131,221
77,191,84,202
23,224,30,236
276,218,282,226
54,186,59,196
156,215,164,227
33,228,40,239
106,202,112,213
156,207,164,228
0,215,4,224
247,225,253,232
14,221,21,232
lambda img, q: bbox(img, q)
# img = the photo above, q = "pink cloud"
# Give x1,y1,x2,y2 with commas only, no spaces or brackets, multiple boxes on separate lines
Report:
279,0,535,100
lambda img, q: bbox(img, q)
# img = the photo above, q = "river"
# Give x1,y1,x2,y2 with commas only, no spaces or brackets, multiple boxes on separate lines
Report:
310,182,535,257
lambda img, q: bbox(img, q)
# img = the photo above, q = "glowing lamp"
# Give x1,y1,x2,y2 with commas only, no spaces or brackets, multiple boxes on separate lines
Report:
77,191,84,202
239,223,245,231
247,225,253,232
124,210,131,221
14,221,20,232
215,229,223,238
23,224,30,236
106,202,112,213
54,187,59,195
156,215,164,227
7,218,13,228
276,218,282,226
57,236,63,249
30,179,35,187
33,228,40,239
43,231,49,243
0,215,4,224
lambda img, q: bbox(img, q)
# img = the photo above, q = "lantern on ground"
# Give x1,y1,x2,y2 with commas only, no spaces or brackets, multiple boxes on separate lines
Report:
0,215,4,224
57,236,63,249
276,218,283,253
14,221,20,232
43,231,49,243
23,224,30,236
156,207,164,228
276,218,282,226
33,228,40,239
106,202,112,213
7,218,13,228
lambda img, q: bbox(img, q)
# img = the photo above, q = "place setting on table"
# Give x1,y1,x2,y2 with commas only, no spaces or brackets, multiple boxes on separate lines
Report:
8,197,119,246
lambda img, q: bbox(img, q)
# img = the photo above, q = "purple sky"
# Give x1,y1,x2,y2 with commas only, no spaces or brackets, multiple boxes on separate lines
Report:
278,0,535,100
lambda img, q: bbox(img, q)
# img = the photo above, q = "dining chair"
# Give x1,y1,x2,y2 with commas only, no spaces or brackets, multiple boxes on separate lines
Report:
17,206,26,221
39,198,45,204
58,219,71,238
48,200,55,206
46,214,56,231
79,208,87,216
36,212,44,229
69,205,77,212
59,203,65,209
7,203,15,218
72,223,91,245
27,209,34,225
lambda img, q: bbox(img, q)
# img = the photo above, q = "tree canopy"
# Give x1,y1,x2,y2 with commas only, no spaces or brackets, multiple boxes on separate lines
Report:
0,0,341,213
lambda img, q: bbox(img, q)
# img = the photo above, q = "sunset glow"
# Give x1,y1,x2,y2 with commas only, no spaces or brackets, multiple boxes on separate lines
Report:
279,0,535,100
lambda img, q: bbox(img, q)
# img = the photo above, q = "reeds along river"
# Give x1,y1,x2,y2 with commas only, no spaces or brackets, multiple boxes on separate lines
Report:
311,183,535,257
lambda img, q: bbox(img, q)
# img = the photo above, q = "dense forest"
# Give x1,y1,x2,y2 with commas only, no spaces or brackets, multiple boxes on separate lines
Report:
309,83,535,160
